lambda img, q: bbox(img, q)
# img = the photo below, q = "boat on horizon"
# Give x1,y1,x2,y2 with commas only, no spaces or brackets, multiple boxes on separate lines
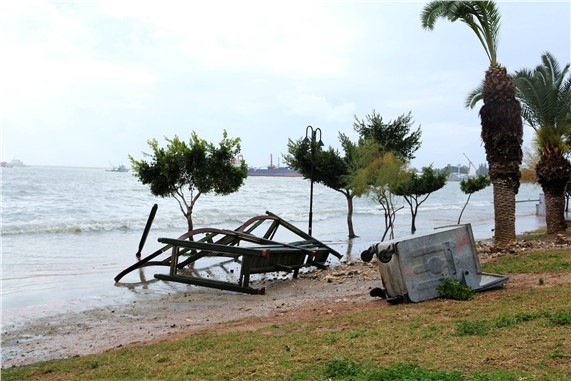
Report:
106,164,129,173
248,166,301,177
247,154,301,177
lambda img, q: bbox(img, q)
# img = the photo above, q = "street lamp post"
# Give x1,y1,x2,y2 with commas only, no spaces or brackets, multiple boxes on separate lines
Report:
303,125,323,236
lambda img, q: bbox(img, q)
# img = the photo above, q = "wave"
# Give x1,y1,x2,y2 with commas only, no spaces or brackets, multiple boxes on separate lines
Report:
1,219,141,236
0,209,315,236
0,194,535,238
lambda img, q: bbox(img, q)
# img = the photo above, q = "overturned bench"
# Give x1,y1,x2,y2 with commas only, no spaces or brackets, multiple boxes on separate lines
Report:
115,211,342,294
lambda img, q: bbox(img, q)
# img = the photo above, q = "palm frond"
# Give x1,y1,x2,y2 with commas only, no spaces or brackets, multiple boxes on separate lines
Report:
518,52,571,156
465,80,485,109
420,1,456,30
533,122,571,156
514,53,571,138
421,1,501,66
512,70,544,130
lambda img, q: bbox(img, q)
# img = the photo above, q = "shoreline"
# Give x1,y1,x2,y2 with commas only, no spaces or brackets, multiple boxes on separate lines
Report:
1,261,382,368
2,179,545,324
1,223,553,368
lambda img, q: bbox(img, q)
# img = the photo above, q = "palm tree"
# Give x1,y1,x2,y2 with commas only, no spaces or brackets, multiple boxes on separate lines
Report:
467,53,571,233
510,54,571,233
526,62,571,233
421,1,523,246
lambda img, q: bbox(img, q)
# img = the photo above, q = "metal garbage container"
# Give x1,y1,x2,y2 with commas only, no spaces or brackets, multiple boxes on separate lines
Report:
361,224,509,303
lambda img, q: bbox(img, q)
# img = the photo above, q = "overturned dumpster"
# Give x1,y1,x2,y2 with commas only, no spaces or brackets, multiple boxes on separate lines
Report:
115,210,342,295
361,224,509,303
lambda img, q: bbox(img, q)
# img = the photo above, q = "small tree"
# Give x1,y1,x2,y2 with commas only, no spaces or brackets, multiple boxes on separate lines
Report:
350,145,407,241
392,166,447,234
130,131,248,232
353,110,422,161
348,110,423,240
458,175,491,224
284,132,359,238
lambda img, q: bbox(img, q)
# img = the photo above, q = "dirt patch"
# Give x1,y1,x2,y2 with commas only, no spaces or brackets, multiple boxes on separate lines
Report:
0,262,382,368
2,236,570,368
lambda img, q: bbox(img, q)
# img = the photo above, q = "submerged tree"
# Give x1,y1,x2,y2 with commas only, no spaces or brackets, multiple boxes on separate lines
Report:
422,1,523,246
340,110,421,239
458,175,492,224
287,111,423,240
348,110,423,240
130,131,248,232
284,132,358,238
392,166,447,234
350,144,408,242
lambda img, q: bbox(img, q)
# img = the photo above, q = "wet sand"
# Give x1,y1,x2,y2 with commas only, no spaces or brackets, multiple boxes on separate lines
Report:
4,229,570,369
1,261,381,367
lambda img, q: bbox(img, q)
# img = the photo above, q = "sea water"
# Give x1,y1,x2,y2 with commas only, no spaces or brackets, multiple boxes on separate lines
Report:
1,166,544,325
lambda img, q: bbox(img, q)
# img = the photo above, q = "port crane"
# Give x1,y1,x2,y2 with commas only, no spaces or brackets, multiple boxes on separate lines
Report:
463,153,478,176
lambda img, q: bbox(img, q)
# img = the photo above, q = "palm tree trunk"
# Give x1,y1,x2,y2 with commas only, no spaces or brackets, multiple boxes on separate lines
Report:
492,179,517,246
536,154,571,234
480,66,523,247
543,185,568,234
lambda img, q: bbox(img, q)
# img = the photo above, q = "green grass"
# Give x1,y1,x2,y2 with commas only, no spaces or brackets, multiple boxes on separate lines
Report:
2,248,571,381
481,248,571,274
324,361,520,381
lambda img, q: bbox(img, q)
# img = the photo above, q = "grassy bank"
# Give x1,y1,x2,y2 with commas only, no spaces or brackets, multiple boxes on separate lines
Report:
2,249,570,381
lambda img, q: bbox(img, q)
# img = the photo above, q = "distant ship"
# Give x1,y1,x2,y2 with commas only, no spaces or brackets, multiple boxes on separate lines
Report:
248,167,301,177
247,154,301,177
106,164,129,172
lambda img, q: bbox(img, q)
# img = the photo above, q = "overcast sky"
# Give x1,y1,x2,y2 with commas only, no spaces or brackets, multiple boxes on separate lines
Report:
1,1,570,170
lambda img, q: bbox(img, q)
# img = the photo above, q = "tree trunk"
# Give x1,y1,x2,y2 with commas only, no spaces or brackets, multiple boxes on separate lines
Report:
536,154,571,234
186,205,194,237
543,185,568,234
458,194,472,225
410,203,419,235
480,66,523,247
345,194,357,239
186,213,194,233
492,179,516,247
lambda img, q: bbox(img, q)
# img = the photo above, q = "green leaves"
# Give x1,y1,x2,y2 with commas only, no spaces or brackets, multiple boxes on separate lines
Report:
436,277,475,301
352,111,421,162
458,175,491,224
129,131,247,231
392,166,447,198
460,175,491,194
391,166,447,234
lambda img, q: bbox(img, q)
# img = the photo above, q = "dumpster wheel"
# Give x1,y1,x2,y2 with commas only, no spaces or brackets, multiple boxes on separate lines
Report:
379,252,393,263
369,287,386,298
361,248,374,262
